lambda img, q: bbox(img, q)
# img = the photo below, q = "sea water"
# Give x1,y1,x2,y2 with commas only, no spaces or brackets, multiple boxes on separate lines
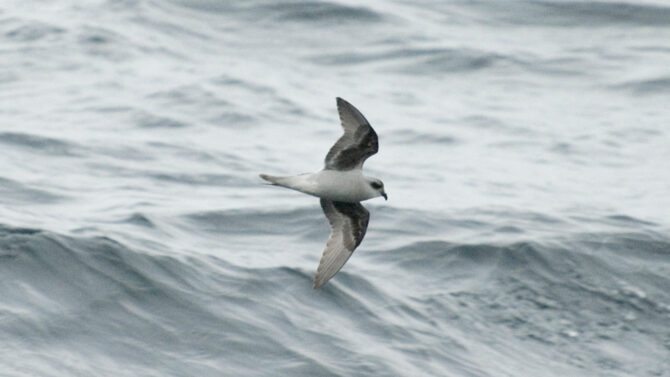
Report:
1,1,669,376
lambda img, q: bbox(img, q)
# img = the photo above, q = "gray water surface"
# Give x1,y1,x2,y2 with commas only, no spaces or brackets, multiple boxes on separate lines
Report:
1,1,669,376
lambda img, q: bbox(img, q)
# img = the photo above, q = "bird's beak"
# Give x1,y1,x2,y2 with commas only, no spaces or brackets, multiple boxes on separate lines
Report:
382,192,388,201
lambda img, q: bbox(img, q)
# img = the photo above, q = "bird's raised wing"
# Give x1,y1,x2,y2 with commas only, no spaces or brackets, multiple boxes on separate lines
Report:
313,199,370,289
324,97,378,171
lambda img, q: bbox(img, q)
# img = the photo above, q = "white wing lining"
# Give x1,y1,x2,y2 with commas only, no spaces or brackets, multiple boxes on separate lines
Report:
313,199,369,289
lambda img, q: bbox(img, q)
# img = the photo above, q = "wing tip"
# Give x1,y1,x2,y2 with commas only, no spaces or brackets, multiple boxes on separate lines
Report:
312,262,329,289
312,250,337,289
312,272,331,289
336,97,351,110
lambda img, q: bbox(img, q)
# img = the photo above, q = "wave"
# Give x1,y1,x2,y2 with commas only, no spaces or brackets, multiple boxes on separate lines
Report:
1,222,668,376
611,75,670,95
533,1,670,27
166,0,384,24
0,224,413,375
311,46,517,74
0,177,66,204
476,1,670,28
0,132,81,157
183,206,325,238
262,1,383,23
368,234,670,370
2,18,66,42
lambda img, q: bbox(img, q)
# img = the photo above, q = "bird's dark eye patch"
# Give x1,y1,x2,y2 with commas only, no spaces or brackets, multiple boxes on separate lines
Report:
370,182,382,190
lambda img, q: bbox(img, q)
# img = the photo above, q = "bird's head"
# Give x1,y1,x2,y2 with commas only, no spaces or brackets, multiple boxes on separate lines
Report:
367,177,387,201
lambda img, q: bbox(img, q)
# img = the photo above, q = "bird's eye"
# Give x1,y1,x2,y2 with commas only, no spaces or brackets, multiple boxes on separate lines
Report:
370,182,382,189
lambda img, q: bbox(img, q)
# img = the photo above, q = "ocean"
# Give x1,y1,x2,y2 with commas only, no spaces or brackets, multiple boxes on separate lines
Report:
1,0,669,376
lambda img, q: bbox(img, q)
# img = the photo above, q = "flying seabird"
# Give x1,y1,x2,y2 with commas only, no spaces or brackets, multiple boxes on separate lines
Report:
260,97,387,289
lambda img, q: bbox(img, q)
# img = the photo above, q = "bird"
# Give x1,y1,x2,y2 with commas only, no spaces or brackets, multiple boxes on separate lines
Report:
260,97,387,289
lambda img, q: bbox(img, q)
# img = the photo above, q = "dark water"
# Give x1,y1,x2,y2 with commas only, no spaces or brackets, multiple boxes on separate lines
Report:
1,1,670,376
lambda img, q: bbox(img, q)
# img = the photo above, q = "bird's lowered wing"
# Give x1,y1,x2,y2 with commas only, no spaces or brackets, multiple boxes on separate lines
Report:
313,198,370,289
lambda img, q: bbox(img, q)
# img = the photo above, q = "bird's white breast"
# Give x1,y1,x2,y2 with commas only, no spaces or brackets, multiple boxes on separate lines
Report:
286,169,372,202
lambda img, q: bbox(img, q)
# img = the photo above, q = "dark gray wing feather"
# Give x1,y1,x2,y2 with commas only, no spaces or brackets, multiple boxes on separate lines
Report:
324,97,378,171
313,199,370,289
